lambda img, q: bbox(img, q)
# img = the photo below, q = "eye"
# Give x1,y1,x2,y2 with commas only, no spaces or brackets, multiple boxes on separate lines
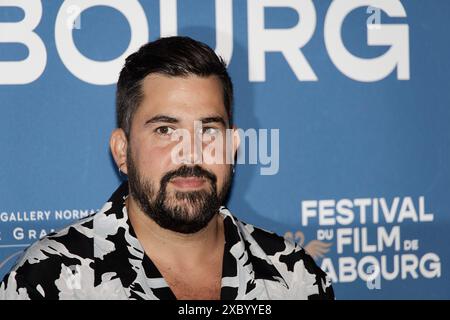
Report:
202,127,220,136
155,126,175,136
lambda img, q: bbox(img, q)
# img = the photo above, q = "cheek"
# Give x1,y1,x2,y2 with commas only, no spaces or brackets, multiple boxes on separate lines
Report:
132,140,177,178
202,135,232,165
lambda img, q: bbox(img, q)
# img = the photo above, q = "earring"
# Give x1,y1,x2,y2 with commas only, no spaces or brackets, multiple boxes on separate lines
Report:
118,162,127,178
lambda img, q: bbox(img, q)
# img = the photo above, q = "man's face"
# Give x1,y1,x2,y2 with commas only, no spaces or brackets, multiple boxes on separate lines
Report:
125,74,235,233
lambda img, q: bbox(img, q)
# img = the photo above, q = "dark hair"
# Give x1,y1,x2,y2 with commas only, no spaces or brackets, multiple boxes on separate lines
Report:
116,36,233,137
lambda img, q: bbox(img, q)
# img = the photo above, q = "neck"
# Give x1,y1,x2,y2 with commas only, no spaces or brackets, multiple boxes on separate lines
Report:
126,195,224,264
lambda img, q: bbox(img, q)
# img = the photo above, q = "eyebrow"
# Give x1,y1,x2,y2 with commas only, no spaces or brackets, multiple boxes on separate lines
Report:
144,115,227,127
200,116,227,127
144,115,179,125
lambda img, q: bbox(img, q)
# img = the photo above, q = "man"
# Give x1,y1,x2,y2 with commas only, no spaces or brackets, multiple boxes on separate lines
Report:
0,36,334,300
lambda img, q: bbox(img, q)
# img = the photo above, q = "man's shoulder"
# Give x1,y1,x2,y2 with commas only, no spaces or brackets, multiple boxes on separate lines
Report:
19,213,96,266
229,213,299,259
6,215,94,276
226,211,334,299
0,213,98,299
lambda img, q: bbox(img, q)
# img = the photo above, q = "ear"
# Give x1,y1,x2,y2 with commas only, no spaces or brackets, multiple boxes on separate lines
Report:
231,125,241,163
110,128,129,175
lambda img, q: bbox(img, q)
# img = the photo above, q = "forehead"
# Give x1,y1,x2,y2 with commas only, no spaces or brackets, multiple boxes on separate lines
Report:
135,73,227,121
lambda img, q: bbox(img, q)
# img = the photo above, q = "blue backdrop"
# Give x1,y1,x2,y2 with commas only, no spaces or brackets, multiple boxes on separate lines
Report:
1,0,449,299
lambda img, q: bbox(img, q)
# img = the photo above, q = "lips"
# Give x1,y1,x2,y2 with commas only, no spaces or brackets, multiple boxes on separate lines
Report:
170,177,206,189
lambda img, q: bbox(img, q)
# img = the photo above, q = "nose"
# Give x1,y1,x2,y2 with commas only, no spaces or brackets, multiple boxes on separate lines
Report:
171,124,203,165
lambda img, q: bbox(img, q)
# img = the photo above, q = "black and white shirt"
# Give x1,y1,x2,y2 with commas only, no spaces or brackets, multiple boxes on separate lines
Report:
0,183,334,300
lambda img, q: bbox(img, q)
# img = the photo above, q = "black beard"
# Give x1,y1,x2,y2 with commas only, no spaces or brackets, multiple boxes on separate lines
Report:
127,150,232,234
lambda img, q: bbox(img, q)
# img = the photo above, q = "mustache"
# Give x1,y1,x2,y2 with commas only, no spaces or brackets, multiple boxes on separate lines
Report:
160,165,217,187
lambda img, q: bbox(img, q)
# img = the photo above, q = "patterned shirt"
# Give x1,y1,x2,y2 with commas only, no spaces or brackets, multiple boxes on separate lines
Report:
0,182,334,300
